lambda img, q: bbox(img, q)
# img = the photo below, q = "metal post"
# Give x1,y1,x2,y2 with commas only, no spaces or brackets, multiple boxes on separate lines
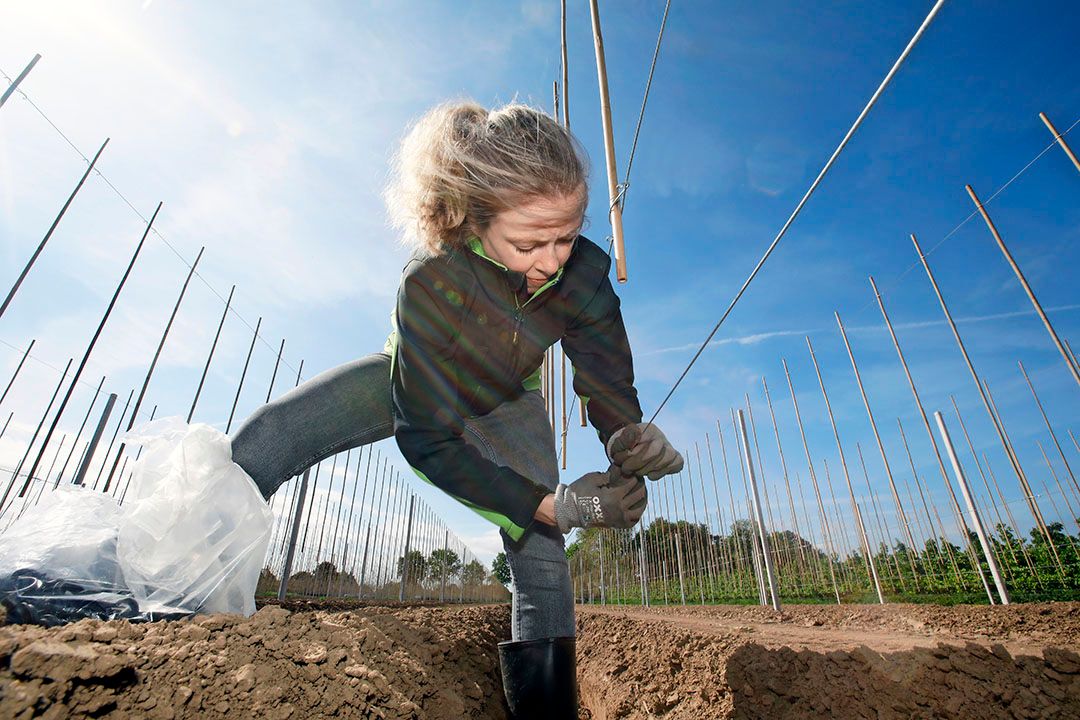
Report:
598,531,606,605
399,494,416,602
737,410,780,611
588,0,627,282
934,412,1010,604
1,139,111,323
1039,112,1080,173
72,393,117,487
638,532,649,606
277,467,311,600
0,53,42,109
90,388,132,490
188,285,235,422
325,449,353,597
0,339,35,407
226,317,262,433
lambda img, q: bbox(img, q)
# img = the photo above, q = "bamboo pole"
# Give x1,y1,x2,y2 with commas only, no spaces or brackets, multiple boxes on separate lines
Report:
0,359,72,514
561,0,570,130
781,359,841,604
870,274,985,583
1038,441,1080,538
856,443,909,590
835,312,921,558
0,53,42,109
226,317,262,433
1039,112,1080,173
983,451,1042,586
897,417,965,585
1019,360,1078,499
0,339,35,407
806,336,885,604
588,0,627,282
188,285,235,422
1,140,109,321
277,466,311,599
935,411,1010,604
103,247,205,491
949,396,1021,569
22,204,160,492
982,376,1064,573
762,377,809,573
265,338,285,404
966,185,1079,388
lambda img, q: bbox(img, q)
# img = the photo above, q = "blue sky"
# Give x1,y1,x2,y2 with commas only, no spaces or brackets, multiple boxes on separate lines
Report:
1,1,1077,567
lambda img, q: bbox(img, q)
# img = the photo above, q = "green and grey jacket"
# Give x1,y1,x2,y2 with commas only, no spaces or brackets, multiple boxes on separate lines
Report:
388,235,642,540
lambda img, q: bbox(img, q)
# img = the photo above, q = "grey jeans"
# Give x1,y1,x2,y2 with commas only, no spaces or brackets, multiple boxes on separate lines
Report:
230,352,574,641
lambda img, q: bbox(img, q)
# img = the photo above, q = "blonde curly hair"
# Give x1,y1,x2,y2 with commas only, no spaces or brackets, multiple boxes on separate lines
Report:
385,100,588,255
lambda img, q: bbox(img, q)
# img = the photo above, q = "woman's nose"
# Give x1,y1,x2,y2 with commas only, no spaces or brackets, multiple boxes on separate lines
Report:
536,244,560,275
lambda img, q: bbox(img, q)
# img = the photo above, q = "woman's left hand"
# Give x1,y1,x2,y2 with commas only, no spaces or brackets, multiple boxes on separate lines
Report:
606,423,684,481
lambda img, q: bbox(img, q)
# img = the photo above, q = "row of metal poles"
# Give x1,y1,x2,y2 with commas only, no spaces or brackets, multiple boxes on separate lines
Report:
259,444,503,603
0,57,499,602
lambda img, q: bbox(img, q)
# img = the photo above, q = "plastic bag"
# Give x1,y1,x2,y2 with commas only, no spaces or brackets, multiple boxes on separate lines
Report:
118,418,273,617
0,488,143,626
0,418,272,625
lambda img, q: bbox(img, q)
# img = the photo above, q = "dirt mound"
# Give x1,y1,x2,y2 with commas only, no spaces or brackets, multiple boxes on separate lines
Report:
576,608,1080,719
1,604,509,719
3,601,1079,719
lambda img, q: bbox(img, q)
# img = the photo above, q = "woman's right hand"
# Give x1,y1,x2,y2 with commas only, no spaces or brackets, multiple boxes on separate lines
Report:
551,466,647,533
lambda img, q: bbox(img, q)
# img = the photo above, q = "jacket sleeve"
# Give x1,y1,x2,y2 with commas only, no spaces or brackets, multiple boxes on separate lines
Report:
561,269,643,445
391,265,552,532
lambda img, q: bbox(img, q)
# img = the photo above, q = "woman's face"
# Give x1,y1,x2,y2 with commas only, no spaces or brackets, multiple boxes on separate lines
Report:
479,190,585,294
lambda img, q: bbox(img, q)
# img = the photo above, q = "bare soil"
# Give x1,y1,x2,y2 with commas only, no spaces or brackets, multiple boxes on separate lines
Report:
1,601,1077,719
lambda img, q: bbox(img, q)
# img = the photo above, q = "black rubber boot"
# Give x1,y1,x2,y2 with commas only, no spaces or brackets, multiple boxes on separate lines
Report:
498,636,577,719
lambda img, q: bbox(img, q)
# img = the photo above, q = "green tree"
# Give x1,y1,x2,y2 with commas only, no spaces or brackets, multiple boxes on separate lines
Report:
427,548,462,584
492,552,511,586
397,550,427,583
461,559,486,586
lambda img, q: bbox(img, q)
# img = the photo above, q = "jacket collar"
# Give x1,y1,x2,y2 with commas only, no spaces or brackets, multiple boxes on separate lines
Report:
466,236,566,300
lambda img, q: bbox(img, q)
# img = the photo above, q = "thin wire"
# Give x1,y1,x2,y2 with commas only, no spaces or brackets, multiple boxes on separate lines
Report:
645,0,948,428
558,3,673,464
622,0,672,202
0,68,301,383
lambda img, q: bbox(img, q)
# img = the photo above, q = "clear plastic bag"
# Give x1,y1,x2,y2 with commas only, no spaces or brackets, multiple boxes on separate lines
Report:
118,418,273,617
0,487,141,626
0,418,272,625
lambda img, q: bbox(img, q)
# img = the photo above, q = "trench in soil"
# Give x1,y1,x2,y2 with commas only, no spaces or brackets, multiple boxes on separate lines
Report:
1,601,1078,719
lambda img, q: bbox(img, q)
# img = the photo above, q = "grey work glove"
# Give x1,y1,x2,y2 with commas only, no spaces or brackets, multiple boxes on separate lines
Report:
553,466,648,534
606,423,684,480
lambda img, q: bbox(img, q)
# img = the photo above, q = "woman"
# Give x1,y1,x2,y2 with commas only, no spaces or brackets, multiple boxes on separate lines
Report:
230,101,682,718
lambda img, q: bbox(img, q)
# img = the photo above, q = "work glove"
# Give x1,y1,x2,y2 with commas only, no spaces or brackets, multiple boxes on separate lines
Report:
606,423,684,481
553,466,648,533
